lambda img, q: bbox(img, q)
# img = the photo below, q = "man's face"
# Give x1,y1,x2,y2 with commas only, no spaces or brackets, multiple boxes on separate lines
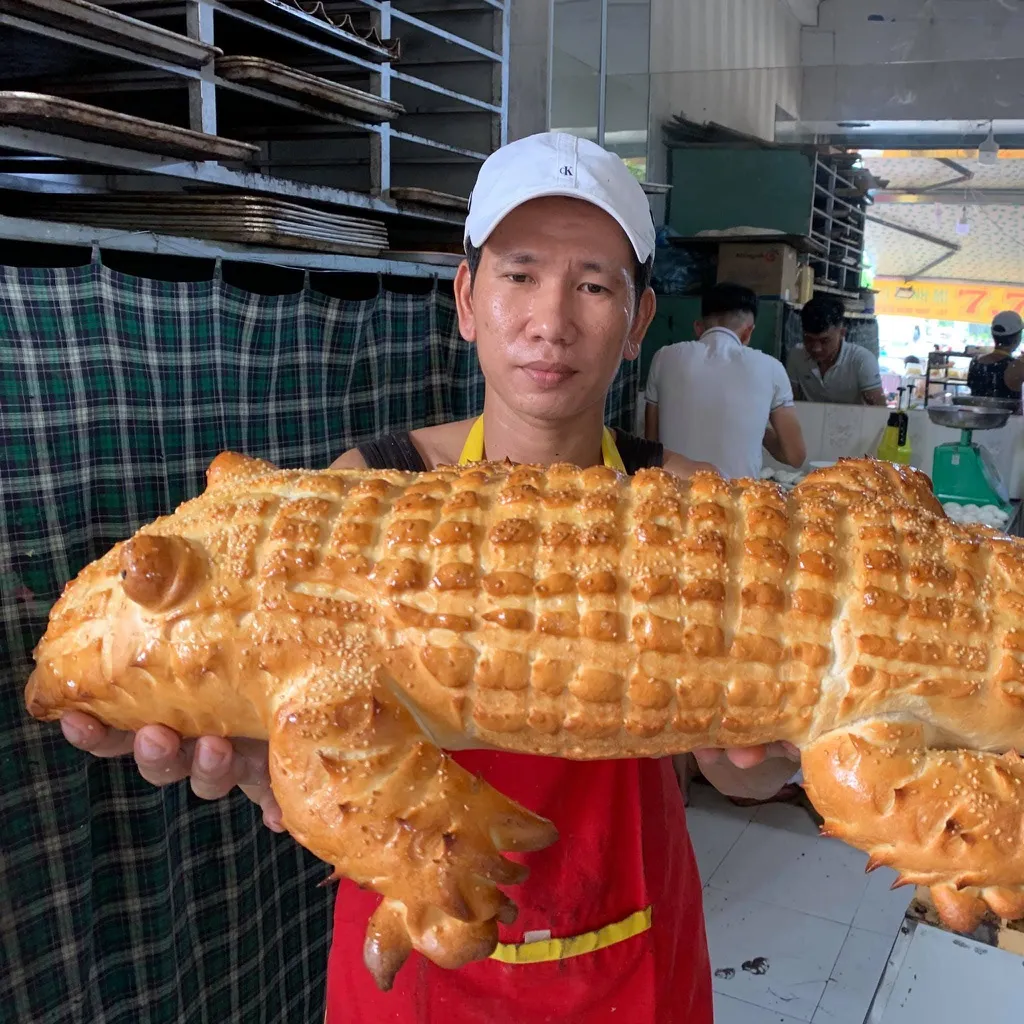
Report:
803,325,843,366
454,196,654,423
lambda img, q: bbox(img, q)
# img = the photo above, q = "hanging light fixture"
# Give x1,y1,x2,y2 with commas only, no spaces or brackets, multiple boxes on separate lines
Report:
979,122,1000,165
956,206,971,236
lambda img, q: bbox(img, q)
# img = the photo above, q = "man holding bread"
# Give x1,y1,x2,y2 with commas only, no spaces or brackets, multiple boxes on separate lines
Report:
58,132,800,1024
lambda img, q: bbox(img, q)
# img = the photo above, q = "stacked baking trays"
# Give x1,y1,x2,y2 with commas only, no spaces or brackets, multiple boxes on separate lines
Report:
6,191,390,254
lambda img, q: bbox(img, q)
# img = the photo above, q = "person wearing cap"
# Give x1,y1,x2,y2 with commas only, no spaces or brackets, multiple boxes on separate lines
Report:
56,132,800,1024
967,310,1024,405
787,294,886,405
644,281,807,479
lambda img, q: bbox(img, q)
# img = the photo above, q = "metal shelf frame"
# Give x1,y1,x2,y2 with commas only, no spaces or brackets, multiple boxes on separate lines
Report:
0,212,460,275
807,151,870,303
0,0,510,262
0,125,467,223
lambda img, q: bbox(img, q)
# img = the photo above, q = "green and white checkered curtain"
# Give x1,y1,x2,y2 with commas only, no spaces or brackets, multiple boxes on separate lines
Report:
0,258,639,1024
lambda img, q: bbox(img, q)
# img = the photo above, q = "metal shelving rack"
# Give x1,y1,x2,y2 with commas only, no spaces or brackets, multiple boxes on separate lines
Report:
0,0,510,271
809,151,870,301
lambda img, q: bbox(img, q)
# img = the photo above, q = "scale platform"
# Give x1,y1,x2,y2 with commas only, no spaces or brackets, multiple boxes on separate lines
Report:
928,401,1015,516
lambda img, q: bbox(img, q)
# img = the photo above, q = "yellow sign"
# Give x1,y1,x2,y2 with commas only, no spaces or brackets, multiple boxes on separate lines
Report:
862,149,1024,161
873,278,1024,325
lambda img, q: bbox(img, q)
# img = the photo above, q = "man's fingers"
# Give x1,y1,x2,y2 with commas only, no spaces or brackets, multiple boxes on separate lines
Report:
241,784,285,832
694,745,769,770
134,725,192,787
61,711,135,758
725,746,768,770
691,747,722,766
189,736,243,800
694,742,801,771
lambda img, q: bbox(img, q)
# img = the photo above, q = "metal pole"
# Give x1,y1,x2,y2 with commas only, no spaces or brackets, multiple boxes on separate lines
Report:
597,0,607,146
185,0,216,136
546,0,555,130
500,0,510,146
370,1,392,194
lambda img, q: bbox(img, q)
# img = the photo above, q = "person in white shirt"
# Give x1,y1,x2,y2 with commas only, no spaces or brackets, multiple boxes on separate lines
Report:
644,282,806,480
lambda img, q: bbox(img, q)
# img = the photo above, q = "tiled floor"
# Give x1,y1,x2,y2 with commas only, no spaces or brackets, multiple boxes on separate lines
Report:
686,782,911,1024
867,922,1023,1024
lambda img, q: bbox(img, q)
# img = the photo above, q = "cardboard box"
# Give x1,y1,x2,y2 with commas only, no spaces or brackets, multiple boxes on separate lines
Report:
717,242,800,298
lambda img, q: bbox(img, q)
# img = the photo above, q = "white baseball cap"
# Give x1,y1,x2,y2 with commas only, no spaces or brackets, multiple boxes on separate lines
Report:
464,131,656,264
992,310,1024,337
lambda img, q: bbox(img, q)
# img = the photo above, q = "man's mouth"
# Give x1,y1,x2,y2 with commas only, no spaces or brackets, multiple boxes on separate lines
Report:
520,361,576,387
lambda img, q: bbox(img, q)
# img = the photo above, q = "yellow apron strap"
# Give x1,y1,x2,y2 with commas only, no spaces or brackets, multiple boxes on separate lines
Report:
490,906,652,965
458,415,486,466
458,416,626,473
601,426,627,473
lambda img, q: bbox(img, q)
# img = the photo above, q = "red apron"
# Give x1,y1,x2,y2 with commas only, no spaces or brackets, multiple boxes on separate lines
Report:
325,751,713,1024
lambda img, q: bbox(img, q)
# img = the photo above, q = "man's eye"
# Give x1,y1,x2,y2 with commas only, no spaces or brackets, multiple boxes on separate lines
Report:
582,283,607,294
507,273,530,284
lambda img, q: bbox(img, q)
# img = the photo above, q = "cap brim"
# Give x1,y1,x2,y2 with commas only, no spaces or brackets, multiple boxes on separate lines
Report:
466,186,652,264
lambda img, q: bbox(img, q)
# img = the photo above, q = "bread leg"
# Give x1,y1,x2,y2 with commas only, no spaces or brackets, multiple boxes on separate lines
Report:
266,679,558,990
802,722,1024,933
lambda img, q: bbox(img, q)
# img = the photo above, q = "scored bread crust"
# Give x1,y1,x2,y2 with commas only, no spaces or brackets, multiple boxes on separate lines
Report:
24,452,1024,987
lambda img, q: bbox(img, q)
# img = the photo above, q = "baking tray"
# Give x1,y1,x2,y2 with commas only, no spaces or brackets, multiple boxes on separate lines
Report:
210,0,400,61
21,193,389,238
215,56,404,122
8,192,390,254
0,0,221,67
387,187,468,211
272,0,399,60
0,92,259,162
26,212,387,247
11,211,386,255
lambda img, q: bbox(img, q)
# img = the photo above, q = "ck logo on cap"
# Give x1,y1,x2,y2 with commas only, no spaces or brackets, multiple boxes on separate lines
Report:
559,165,574,177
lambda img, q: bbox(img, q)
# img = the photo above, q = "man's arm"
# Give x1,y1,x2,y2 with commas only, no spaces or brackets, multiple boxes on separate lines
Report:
763,406,806,467
857,348,887,406
330,447,368,469
860,387,887,407
1004,358,1024,394
764,363,806,467
644,402,660,442
662,449,716,478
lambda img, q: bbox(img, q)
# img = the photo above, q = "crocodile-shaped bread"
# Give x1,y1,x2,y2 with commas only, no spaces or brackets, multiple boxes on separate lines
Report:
25,452,1024,989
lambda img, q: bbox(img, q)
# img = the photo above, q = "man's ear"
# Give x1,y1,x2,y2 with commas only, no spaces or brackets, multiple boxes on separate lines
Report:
694,320,706,339
625,287,657,361
738,322,756,345
454,260,477,343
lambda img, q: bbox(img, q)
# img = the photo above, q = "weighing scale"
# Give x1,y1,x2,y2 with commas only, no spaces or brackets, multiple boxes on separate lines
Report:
928,396,1015,515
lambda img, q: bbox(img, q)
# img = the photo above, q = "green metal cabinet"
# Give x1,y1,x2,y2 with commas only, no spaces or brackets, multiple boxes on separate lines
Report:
640,294,786,390
665,148,815,239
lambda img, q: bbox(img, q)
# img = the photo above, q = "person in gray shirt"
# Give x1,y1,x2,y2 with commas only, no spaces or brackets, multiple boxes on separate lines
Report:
787,294,886,405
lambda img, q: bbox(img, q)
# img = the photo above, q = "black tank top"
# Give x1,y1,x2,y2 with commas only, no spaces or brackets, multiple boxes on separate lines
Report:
356,428,664,474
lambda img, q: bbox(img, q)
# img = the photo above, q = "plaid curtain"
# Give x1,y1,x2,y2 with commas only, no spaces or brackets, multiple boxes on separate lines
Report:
0,258,639,1024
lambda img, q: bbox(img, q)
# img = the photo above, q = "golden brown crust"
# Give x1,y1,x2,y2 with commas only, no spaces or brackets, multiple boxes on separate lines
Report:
23,452,1024,984
802,721,1024,934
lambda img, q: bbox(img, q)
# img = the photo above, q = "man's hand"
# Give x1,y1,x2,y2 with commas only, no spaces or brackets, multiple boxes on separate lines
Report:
60,711,284,832
689,741,801,802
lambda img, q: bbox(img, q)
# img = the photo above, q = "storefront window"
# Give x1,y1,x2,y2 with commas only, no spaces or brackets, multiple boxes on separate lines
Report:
549,0,651,174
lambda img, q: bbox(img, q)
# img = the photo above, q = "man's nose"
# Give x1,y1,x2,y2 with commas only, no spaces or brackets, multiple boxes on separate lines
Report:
526,281,575,345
